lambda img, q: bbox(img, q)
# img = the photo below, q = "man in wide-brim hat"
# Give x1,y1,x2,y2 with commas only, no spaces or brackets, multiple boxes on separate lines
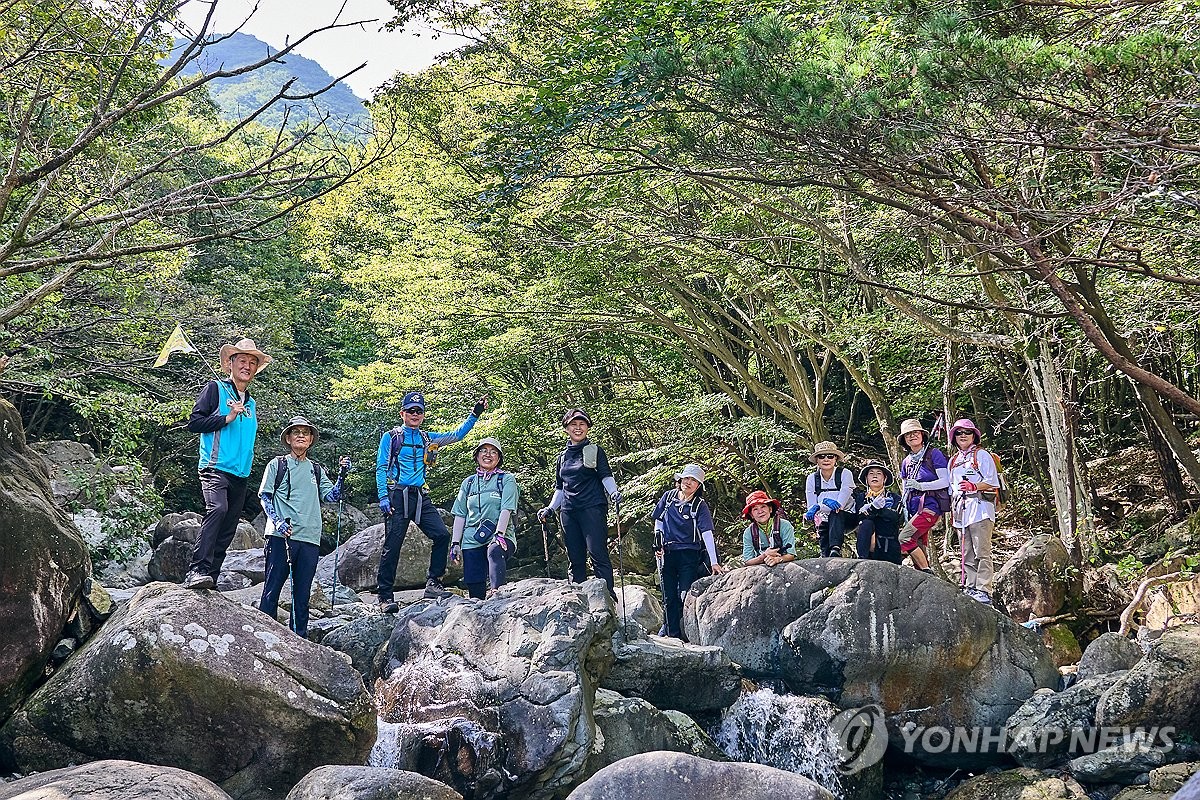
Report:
183,338,271,590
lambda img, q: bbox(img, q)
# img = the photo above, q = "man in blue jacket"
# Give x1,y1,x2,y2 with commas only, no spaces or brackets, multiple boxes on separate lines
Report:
375,391,485,609
183,338,271,590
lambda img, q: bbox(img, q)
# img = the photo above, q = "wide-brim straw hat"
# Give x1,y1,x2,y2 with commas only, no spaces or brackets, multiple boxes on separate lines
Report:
741,489,782,519
899,418,929,451
810,441,847,463
858,460,894,486
280,416,318,446
219,338,272,374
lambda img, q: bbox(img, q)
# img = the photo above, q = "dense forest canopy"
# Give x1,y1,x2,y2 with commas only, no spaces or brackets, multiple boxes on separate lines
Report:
1,0,1198,569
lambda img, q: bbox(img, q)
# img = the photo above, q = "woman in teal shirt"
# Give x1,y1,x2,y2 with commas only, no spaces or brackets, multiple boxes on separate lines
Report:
450,438,519,599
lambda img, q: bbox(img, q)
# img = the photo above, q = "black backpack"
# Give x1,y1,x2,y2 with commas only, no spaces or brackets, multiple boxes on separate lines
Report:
745,514,792,555
271,455,326,501
654,488,714,575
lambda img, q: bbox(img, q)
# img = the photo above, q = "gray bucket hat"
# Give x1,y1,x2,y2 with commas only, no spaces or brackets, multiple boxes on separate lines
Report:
473,437,504,468
280,416,318,446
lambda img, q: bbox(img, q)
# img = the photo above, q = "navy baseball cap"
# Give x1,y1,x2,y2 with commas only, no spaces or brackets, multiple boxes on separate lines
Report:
402,391,426,411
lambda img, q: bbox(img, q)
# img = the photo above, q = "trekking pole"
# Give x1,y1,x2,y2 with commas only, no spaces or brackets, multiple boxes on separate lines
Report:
331,461,349,611
613,500,629,636
282,518,297,634
540,516,553,578
554,511,568,580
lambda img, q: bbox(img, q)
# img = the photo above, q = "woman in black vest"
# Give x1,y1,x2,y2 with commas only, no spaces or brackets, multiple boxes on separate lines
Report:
538,409,622,594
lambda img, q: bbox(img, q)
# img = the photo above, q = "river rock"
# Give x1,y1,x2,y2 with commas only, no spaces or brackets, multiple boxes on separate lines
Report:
579,689,726,783
565,752,834,800
0,758,233,799
29,439,113,509
1077,632,1143,681
994,534,1076,623
1069,731,1171,784
375,578,615,799
601,634,740,713
1041,623,1083,668
152,512,202,547
284,765,462,800
683,559,1059,768
221,548,267,584
1095,625,1200,735
1143,574,1200,633
0,399,90,726
1005,675,1117,768
148,535,194,582
614,585,664,638
0,582,376,798
943,767,1087,800
231,520,264,551
322,612,397,685
316,521,462,593
1149,761,1200,793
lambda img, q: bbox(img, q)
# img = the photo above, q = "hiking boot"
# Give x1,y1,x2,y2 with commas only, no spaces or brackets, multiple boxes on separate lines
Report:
183,571,215,590
423,578,452,600
966,588,992,604
378,599,400,614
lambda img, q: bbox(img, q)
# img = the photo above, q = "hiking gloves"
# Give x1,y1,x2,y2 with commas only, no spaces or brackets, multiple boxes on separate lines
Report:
380,497,392,516
472,399,486,417
805,504,820,521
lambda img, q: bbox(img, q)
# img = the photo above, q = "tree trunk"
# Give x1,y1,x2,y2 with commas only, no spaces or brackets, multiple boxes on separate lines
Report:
1138,401,1188,515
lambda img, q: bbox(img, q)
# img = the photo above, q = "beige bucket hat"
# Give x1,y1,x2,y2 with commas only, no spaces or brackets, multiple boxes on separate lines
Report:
810,441,847,463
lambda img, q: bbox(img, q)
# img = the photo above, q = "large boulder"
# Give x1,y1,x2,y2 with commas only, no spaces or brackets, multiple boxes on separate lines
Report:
994,534,1077,623
1005,676,1116,768
375,578,615,799
579,689,726,783
29,439,113,509
614,585,664,638
943,767,1087,800
0,759,232,799
148,536,195,582
1143,574,1200,633
683,560,1059,768
322,613,397,685
1095,625,1200,736
316,521,461,593
284,765,462,800
601,635,741,713
1077,632,1143,681
0,399,90,727
0,582,376,798
1069,732,1171,784
565,752,834,800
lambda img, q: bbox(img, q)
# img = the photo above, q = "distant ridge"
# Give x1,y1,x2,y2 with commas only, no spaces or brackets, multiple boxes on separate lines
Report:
166,32,371,135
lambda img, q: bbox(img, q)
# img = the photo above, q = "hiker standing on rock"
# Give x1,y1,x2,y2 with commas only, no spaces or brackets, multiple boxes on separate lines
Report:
651,464,722,639
450,437,518,600
375,391,485,611
741,490,796,567
851,461,903,562
948,418,1000,604
897,418,950,573
538,409,622,594
804,441,857,558
183,338,270,590
258,416,349,637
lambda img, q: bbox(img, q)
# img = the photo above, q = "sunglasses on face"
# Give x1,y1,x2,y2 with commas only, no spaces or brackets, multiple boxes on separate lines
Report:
816,454,837,459
405,408,425,415
955,431,974,437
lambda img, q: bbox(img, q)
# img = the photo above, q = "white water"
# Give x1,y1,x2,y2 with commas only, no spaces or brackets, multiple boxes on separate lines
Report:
711,687,845,798
369,717,403,767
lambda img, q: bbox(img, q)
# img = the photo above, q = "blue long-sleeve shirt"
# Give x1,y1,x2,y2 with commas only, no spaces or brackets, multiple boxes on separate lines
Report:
375,415,479,499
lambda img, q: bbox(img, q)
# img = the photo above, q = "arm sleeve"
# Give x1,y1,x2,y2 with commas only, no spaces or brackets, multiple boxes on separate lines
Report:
919,450,951,491
701,530,719,565
804,473,817,508
430,413,479,446
837,469,854,508
375,431,392,502
594,446,613,479
496,509,514,536
548,489,564,511
601,475,619,496
318,466,339,503
452,515,465,546
186,381,227,434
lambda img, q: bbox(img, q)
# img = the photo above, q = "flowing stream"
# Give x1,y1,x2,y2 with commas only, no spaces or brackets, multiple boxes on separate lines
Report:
710,686,846,798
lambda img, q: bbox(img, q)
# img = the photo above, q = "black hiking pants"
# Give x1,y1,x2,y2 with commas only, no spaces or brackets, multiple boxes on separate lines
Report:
190,468,248,578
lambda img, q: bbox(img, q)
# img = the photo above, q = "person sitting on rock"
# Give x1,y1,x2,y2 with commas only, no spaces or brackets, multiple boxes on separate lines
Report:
651,464,723,639
449,438,518,600
897,418,950,573
804,441,857,558
538,409,623,594
740,490,797,567
183,338,270,590
851,461,903,563
375,390,485,611
258,416,349,638
948,418,1000,604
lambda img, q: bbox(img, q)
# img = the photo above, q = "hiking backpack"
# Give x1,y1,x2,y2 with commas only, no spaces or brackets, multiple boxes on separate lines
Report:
387,426,439,480
971,449,1009,512
745,513,792,556
463,472,519,542
654,488,714,575
271,455,327,501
